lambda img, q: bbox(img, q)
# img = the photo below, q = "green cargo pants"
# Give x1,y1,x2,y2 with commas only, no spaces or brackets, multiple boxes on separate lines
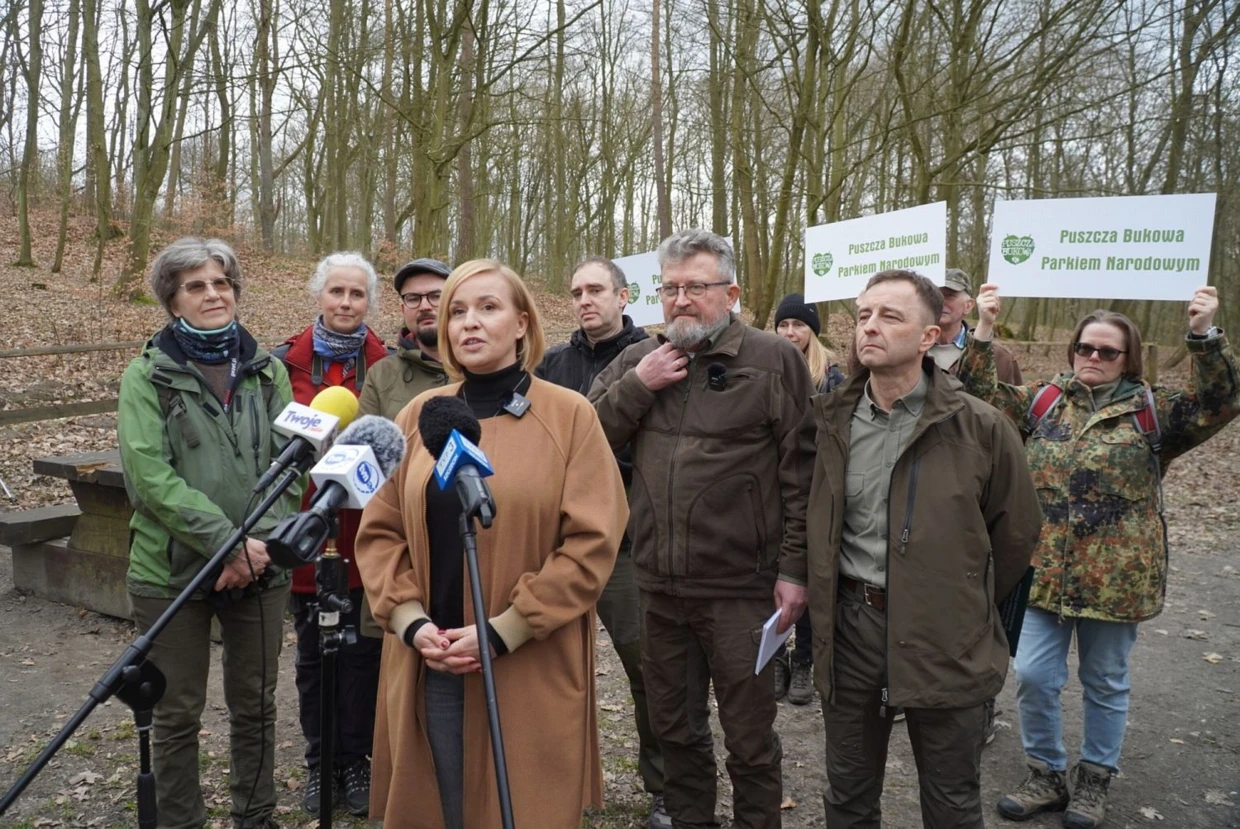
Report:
130,582,288,829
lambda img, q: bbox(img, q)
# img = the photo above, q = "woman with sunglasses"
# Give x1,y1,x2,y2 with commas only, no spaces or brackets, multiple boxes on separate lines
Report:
117,237,303,829
959,284,1239,829
273,252,390,817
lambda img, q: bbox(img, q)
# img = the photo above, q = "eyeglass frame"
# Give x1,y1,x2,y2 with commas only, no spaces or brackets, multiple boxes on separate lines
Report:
178,276,236,295
658,280,733,300
400,290,443,309
1072,342,1127,362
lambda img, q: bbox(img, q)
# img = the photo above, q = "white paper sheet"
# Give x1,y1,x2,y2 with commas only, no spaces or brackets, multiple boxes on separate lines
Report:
754,608,795,675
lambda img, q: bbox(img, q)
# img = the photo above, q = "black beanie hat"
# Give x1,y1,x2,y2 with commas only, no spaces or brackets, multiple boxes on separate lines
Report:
774,293,821,336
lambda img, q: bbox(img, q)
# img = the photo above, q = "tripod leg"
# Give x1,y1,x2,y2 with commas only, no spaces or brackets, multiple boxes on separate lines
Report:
136,708,158,829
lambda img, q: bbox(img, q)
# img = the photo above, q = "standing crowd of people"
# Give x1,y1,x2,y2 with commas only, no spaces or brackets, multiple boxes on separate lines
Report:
115,230,1238,829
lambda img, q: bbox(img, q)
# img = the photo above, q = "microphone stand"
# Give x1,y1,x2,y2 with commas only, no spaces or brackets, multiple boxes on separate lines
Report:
315,532,355,829
0,464,303,824
456,478,514,829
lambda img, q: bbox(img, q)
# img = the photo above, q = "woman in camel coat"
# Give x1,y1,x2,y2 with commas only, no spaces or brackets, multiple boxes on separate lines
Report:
356,259,628,828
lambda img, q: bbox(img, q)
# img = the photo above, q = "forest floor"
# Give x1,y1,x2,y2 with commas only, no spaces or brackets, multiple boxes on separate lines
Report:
1,212,1239,827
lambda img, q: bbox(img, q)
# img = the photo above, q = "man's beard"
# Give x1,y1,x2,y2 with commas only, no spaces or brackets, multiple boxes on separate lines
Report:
665,310,729,350
415,325,438,349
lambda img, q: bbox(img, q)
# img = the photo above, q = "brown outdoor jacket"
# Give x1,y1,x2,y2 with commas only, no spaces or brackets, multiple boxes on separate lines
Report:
807,360,1042,708
588,314,817,598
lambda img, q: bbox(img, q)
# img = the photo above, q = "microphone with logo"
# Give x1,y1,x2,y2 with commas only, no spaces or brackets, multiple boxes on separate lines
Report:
416,396,514,829
264,414,404,826
253,385,359,494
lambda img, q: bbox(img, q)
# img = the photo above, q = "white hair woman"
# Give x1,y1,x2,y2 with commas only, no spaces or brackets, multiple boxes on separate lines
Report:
271,251,390,817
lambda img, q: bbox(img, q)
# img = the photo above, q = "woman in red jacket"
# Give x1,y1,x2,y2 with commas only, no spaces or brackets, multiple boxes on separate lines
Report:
276,252,390,817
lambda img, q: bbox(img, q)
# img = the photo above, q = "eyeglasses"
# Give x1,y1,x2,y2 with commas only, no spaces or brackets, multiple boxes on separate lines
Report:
401,290,442,308
658,281,732,300
1072,342,1126,362
179,277,235,295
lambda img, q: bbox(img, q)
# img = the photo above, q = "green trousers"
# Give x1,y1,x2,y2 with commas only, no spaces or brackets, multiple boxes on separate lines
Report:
130,583,288,829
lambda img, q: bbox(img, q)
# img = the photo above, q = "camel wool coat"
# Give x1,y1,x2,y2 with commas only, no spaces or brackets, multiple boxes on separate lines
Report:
355,377,628,828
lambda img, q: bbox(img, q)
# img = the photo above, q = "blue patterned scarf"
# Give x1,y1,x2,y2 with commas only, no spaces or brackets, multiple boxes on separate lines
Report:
312,316,368,370
170,318,240,365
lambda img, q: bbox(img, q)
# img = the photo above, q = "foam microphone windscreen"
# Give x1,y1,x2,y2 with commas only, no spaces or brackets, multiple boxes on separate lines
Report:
417,396,483,459
332,415,407,476
309,385,360,428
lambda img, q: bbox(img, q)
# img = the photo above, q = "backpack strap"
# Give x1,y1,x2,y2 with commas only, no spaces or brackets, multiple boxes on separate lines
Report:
1133,385,1162,455
150,371,201,450
1025,383,1064,434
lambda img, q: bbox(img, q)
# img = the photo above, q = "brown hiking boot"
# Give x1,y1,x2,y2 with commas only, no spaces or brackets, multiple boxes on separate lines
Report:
996,760,1069,821
1063,761,1112,829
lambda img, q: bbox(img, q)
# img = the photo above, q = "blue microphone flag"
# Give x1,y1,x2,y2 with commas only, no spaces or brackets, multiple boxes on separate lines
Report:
433,428,495,491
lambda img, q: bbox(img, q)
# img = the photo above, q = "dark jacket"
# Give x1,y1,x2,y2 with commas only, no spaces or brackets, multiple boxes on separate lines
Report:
536,315,649,485
357,334,449,421
118,325,303,599
279,324,389,594
589,315,816,598
808,360,1042,708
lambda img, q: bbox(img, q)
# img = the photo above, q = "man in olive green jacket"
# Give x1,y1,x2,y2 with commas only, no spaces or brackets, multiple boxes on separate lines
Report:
358,258,449,421
808,270,1041,829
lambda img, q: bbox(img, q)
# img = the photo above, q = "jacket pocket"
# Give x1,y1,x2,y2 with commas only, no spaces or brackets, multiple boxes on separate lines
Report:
166,537,204,592
628,470,657,574
1096,429,1154,501
685,473,766,578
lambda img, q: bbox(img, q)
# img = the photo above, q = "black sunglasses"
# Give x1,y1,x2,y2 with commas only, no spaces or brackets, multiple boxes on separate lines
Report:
1072,342,1126,362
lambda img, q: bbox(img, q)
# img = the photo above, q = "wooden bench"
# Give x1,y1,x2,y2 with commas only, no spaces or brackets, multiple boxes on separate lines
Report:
8,451,132,619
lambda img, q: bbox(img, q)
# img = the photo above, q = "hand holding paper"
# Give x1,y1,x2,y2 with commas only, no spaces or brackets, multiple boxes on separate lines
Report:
974,284,1000,341
1188,286,1218,335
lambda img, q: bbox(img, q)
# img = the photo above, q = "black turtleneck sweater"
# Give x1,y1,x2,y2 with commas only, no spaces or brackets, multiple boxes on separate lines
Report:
416,363,529,652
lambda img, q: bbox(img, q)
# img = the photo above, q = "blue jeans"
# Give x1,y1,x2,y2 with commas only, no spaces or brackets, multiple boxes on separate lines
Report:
1014,607,1139,773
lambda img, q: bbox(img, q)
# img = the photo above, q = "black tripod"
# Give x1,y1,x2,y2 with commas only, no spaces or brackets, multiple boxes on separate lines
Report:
0,466,302,826
312,534,356,829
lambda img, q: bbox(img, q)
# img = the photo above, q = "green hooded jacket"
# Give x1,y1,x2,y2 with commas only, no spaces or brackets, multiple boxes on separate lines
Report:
118,325,304,599
958,332,1240,622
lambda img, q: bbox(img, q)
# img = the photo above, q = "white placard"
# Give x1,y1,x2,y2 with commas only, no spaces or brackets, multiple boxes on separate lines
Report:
615,241,739,328
987,194,1217,300
804,203,948,302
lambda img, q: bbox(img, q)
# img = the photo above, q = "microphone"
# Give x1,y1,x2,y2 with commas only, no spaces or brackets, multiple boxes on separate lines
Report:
418,396,496,528
253,386,359,493
707,362,727,391
265,415,406,568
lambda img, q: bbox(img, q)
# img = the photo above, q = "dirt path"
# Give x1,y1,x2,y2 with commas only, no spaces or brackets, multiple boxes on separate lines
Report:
3,423,1240,828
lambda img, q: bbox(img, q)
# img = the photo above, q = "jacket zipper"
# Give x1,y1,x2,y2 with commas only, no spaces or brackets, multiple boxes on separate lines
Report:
666,360,697,585
884,449,921,717
249,390,263,477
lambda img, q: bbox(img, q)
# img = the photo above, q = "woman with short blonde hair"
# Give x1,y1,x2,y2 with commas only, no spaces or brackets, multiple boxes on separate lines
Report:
358,258,626,828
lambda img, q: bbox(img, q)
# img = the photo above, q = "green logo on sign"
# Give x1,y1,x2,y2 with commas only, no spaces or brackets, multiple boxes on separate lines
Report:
627,282,640,301
1001,235,1035,265
812,252,833,276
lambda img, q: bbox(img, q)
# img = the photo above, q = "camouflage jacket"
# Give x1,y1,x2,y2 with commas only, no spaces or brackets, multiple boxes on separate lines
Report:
958,333,1240,622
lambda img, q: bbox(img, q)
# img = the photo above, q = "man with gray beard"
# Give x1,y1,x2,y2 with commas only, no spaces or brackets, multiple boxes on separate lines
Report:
589,230,816,829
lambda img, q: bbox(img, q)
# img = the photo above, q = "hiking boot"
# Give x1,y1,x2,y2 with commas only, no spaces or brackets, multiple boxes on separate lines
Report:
1063,761,1112,829
788,661,814,705
984,697,999,746
647,793,672,829
302,765,339,815
340,759,372,817
773,654,790,701
996,760,1069,821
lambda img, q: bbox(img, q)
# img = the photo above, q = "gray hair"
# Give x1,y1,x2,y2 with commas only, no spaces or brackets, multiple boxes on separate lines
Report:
149,237,243,316
656,229,736,283
308,252,379,305
571,255,629,292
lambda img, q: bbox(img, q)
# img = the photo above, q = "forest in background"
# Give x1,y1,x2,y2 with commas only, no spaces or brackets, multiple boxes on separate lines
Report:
3,0,1239,341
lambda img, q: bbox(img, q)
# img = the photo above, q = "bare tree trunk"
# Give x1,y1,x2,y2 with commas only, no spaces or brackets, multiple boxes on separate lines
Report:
52,0,81,273
254,0,277,250
651,0,671,240
16,0,43,267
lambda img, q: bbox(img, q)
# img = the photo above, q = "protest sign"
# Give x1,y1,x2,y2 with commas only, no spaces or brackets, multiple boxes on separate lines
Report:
615,241,738,328
987,194,1217,300
804,203,947,303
